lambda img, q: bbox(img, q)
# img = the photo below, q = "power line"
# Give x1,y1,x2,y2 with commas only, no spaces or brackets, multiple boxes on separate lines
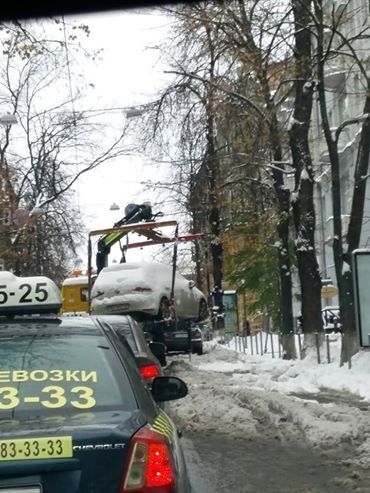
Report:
36,102,154,117
62,16,80,211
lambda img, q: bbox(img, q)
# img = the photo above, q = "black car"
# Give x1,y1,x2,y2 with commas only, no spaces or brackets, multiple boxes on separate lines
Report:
163,323,204,355
0,272,191,493
142,319,204,356
96,314,167,384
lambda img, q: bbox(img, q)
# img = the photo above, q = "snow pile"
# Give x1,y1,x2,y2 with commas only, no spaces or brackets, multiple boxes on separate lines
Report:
213,334,370,401
166,339,370,464
167,360,260,438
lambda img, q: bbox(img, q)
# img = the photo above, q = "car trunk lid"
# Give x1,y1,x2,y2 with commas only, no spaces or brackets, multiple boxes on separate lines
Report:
0,409,147,493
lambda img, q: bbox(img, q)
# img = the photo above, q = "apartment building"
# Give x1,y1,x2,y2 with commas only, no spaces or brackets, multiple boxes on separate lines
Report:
311,0,370,306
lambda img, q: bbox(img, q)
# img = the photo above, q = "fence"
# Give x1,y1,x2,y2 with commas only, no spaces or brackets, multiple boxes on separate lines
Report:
217,330,351,367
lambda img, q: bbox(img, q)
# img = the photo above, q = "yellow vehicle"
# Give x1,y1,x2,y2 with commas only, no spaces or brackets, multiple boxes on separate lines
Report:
61,271,95,315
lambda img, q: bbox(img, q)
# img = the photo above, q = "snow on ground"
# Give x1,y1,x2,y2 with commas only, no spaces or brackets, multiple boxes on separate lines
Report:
201,335,370,400
166,336,370,468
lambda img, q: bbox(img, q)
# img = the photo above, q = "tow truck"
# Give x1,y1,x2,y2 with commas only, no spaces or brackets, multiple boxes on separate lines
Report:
61,203,203,315
61,203,209,355
60,269,96,315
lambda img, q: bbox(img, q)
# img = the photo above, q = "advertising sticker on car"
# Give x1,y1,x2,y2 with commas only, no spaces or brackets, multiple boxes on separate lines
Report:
151,409,175,443
0,436,73,461
0,370,98,410
0,385,96,410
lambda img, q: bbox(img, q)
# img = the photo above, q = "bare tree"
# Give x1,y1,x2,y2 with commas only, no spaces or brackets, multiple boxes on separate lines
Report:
146,2,300,353
0,20,130,278
136,5,228,317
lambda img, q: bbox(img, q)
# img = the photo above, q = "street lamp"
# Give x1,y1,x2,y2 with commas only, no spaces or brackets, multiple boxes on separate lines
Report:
109,203,120,211
0,114,17,126
125,108,144,118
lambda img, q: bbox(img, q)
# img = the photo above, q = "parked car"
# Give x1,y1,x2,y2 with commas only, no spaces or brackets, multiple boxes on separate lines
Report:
141,319,204,356
163,322,204,355
322,306,341,332
297,307,342,333
96,314,167,383
0,271,191,493
91,261,208,321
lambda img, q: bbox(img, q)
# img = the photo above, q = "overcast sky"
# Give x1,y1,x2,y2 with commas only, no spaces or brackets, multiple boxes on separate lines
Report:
70,9,175,265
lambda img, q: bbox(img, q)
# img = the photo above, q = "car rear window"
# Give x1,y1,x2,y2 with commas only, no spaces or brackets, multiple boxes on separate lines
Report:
0,329,137,420
108,322,137,352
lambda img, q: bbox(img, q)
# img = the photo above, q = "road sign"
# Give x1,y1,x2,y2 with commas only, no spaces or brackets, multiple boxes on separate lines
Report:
321,285,338,298
353,249,370,347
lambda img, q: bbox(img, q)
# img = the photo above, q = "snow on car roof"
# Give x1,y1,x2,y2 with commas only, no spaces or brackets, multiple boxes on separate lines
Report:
91,262,175,315
96,263,174,286
93,262,172,301
102,262,172,273
62,276,89,286
94,262,173,291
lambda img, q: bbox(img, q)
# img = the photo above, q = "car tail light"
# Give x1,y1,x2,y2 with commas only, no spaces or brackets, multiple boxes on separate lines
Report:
132,287,153,293
139,364,161,382
121,427,175,492
193,329,202,340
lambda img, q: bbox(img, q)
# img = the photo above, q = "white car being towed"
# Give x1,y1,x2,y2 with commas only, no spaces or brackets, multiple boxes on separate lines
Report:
91,262,208,321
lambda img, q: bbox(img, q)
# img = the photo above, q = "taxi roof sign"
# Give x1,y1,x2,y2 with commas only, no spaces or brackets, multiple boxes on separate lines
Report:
0,272,62,315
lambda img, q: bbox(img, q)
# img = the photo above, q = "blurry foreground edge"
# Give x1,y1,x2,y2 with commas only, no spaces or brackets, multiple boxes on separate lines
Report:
1,0,194,20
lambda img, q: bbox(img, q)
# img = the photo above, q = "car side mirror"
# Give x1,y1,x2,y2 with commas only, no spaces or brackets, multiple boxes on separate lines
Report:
151,376,188,402
188,280,195,289
149,342,167,367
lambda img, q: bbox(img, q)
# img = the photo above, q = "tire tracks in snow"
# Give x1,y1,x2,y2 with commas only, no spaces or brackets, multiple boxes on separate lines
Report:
165,353,370,475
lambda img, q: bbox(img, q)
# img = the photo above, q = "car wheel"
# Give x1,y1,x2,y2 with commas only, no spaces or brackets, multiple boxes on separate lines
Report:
198,300,208,321
158,297,171,320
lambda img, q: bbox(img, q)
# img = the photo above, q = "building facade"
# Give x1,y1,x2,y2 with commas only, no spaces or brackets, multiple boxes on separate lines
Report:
311,0,370,307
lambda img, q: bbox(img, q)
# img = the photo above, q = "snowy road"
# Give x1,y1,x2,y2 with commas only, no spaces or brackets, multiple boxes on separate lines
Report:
165,342,370,492
181,431,348,492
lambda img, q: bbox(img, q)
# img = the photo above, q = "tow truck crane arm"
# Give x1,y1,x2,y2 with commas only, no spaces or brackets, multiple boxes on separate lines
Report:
96,203,158,272
94,203,207,273
87,206,208,316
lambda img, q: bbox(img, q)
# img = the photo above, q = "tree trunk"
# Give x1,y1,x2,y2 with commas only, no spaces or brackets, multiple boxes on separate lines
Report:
277,215,295,328
289,0,323,341
206,125,224,319
281,333,297,360
193,235,204,293
314,0,364,363
268,119,296,358
204,23,224,324
346,94,370,254
340,271,358,363
236,0,296,356
314,0,351,362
